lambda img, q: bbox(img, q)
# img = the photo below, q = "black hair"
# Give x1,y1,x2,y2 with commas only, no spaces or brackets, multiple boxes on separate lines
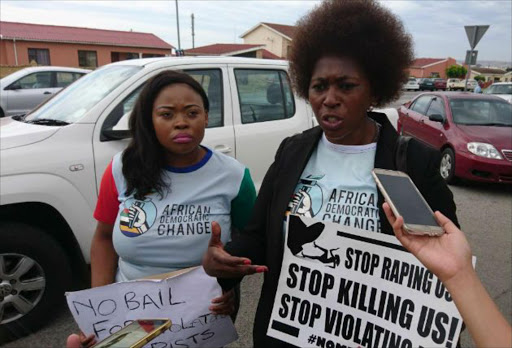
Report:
122,70,209,199
289,0,414,107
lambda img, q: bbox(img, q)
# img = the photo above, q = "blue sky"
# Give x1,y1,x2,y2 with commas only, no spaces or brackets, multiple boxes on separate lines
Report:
1,1,510,63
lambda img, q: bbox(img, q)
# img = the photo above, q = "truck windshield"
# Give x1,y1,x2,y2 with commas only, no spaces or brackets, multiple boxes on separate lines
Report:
24,65,141,124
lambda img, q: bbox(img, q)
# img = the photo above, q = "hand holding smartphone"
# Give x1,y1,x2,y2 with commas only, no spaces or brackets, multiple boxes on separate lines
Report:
372,169,444,236
93,319,171,348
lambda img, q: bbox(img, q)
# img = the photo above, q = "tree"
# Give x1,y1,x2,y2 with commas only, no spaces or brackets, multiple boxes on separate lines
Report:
474,75,485,82
446,65,467,79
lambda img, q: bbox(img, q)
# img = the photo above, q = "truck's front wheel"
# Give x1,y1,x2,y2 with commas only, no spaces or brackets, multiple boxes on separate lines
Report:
0,222,71,342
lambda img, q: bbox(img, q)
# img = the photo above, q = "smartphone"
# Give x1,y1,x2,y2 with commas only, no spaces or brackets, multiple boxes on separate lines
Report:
372,169,444,236
93,319,171,348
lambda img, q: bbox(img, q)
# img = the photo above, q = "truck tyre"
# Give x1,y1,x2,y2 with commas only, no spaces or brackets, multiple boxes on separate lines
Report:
440,148,457,185
0,222,72,342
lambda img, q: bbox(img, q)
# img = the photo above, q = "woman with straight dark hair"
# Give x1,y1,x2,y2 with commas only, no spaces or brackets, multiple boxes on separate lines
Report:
75,70,256,346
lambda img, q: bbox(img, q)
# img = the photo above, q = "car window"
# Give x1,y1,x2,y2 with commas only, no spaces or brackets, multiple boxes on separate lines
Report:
235,69,295,124
410,96,432,115
486,84,512,95
186,69,223,128
13,72,53,89
449,99,512,125
426,97,445,118
24,65,141,123
56,72,83,88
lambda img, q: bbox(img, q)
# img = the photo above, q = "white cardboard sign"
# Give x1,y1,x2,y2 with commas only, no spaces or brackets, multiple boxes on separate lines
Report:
267,215,473,348
66,267,238,348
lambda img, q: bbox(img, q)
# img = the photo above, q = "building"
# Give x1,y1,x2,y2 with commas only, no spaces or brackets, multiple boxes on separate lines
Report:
468,67,507,82
240,22,295,59
501,71,512,82
0,21,173,68
184,43,280,59
408,57,457,79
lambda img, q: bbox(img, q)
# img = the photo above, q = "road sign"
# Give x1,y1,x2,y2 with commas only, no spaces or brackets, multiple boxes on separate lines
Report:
465,50,478,65
465,25,489,49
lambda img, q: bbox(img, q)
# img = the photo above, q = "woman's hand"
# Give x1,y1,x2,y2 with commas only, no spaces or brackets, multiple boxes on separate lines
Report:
209,288,236,315
66,332,96,348
202,221,268,278
383,202,473,285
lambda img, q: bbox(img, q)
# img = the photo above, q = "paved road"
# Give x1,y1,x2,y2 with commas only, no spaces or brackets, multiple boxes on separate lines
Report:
3,91,511,348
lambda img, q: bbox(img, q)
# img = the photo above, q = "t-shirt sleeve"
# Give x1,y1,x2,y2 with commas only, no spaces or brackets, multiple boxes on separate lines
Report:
231,168,256,231
94,161,119,225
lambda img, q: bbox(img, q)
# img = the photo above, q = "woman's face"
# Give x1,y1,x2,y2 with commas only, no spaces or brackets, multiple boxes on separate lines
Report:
152,83,208,159
308,56,374,144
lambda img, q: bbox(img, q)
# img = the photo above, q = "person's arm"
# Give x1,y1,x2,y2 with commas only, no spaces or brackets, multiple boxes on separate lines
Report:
383,203,512,348
90,221,118,287
203,137,290,281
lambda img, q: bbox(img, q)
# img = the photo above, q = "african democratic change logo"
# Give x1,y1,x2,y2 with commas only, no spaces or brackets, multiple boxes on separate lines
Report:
119,198,157,237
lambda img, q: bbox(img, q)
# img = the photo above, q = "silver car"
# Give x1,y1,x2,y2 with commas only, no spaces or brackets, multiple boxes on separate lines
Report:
0,66,90,117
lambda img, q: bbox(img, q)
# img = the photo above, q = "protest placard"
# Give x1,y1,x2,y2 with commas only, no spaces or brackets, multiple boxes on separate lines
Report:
267,215,475,348
66,267,237,348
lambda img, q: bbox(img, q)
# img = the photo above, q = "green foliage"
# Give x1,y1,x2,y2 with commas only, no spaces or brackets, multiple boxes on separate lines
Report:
474,75,485,82
445,65,467,79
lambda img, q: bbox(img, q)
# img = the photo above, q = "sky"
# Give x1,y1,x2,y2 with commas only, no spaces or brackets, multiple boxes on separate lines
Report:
1,0,511,64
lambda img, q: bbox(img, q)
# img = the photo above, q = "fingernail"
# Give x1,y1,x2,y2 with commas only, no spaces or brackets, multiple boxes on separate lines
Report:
256,266,267,273
243,260,251,265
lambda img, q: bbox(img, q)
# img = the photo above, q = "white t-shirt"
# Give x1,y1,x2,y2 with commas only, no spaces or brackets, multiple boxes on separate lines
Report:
288,134,381,233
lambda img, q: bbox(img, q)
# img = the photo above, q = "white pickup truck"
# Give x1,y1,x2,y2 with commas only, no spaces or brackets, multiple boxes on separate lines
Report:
0,57,316,337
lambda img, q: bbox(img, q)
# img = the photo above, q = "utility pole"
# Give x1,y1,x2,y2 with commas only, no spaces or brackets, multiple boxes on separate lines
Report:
175,0,181,51
191,13,195,49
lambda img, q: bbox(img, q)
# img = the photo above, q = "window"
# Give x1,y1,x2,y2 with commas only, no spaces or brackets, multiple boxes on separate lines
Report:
234,69,295,124
426,97,445,118
13,72,53,89
28,48,50,65
411,96,432,115
78,50,98,68
186,69,223,128
56,72,84,88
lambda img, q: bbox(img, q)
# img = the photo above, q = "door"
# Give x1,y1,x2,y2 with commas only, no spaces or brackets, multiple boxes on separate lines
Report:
229,65,311,189
402,95,433,140
5,71,60,115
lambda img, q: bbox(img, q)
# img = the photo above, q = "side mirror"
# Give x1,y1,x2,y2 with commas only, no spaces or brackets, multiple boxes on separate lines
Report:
101,129,131,141
6,84,21,91
428,114,444,123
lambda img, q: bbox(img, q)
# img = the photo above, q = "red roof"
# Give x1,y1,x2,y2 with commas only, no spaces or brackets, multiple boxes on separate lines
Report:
261,49,281,60
0,21,173,49
262,22,296,39
411,58,446,68
185,43,263,55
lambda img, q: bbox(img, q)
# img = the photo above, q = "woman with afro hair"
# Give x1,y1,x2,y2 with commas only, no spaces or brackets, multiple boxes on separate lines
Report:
203,1,458,346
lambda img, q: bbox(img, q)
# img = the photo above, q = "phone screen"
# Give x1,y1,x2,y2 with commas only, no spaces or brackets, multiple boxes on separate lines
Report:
94,319,168,348
375,173,438,226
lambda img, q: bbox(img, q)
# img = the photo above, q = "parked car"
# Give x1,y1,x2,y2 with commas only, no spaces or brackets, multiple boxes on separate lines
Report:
433,78,447,91
484,82,512,103
402,77,420,91
397,92,512,184
418,78,436,91
0,56,319,338
0,66,90,118
447,78,476,91
446,78,461,91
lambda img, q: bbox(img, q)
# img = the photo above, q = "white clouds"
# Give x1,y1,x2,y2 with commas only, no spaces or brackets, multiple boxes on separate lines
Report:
0,0,510,62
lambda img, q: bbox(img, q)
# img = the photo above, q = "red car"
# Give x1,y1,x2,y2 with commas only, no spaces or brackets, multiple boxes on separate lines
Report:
433,78,447,91
397,92,512,184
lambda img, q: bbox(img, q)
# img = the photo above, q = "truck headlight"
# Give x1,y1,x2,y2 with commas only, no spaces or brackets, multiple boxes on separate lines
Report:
467,142,503,159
